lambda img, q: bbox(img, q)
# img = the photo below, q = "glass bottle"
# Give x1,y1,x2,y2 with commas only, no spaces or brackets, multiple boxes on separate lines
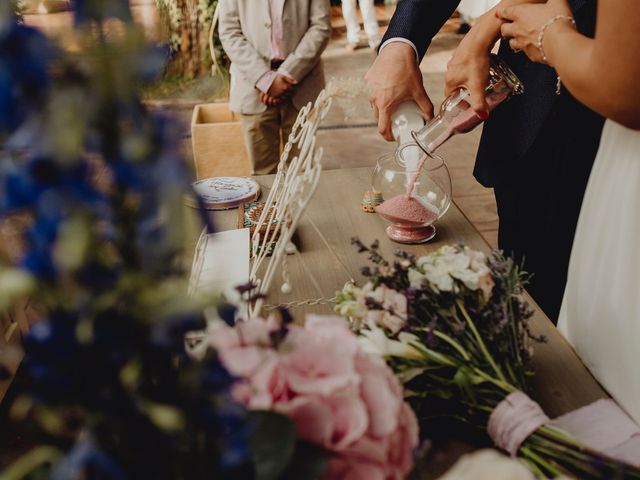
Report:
391,101,426,171
411,54,524,154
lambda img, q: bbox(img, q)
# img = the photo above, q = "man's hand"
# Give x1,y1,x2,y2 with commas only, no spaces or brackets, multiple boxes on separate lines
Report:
365,42,434,141
260,92,281,107
268,75,298,100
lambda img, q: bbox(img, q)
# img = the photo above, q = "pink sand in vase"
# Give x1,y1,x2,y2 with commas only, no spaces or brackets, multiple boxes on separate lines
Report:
375,195,438,226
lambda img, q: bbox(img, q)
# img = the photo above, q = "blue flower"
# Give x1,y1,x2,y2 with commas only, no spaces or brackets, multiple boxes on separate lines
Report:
151,312,206,354
200,355,238,395
22,313,81,400
0,23,52,135
21,215,61,278
50,438,126,480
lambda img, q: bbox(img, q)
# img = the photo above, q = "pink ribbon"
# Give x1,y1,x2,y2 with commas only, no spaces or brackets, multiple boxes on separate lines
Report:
551,399,640,467
487,391,550,456
487,392,640,465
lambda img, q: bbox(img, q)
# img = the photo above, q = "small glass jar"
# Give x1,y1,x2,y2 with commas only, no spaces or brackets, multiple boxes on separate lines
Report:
372,146,452,244
411,54,524,154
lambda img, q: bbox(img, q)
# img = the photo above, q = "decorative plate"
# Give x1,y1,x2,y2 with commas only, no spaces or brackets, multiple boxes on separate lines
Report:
187,177,261,210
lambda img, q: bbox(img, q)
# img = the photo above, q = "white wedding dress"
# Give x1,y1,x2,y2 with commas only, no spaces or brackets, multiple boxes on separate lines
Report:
558,119,640,423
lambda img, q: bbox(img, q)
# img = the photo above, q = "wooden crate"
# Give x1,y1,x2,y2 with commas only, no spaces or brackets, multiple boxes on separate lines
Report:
22,0,71,14
191,103,252,179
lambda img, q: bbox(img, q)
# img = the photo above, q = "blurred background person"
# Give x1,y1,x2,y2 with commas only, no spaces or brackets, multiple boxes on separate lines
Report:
342,0,381,51
218,0,331,175
457,0,500,27
457,11,472,34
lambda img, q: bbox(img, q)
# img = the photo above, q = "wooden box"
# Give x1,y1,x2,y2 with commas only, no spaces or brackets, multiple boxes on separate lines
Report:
22,0,71,14
191,103,251,179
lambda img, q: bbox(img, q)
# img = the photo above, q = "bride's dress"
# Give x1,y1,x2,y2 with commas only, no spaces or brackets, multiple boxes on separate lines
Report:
558,119,640,423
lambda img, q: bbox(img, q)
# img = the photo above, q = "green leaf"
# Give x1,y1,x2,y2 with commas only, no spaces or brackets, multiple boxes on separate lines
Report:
0,446,62,480
453,366,476,403
281,441,327,480
248,411,297,480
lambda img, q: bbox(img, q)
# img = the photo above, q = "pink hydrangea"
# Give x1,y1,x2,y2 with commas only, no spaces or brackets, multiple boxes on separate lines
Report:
206,314,419,479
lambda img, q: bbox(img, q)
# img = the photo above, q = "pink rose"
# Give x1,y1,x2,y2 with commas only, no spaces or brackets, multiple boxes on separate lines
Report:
204,315,419,480
280,326,359,397
279,395,334,446
332,404,418,480
235,317,274,345
241,354,290,410
207,317,274,352
279,386,369,451
364,286,407,334
325,457,387,480
384,403,419,479
357,353,402,437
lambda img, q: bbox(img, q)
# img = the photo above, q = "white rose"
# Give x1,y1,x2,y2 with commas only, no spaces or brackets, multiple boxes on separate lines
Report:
423,265,455,292
379,286,407,333
359,327,423,360
408,268,427,288
451,268,482,291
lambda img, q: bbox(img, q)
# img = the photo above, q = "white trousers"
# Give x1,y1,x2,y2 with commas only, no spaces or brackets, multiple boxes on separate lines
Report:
341,0,381,48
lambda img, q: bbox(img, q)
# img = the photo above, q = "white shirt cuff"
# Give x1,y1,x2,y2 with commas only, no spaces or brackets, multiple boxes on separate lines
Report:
378,38,420,64
256,69,296,94
255,70,278,94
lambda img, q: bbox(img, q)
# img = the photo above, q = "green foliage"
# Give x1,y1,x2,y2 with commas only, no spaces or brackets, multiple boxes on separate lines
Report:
248,411,327,480
155,0,226,78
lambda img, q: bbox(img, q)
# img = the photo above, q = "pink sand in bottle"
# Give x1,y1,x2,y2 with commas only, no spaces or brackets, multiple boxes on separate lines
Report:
375,195,438,226
382,86,511,229
404,89,510,198
426,89,509,153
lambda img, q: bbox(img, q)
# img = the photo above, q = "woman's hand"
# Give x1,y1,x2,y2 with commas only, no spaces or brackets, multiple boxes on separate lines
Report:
445,10,504,116
498,0,573,65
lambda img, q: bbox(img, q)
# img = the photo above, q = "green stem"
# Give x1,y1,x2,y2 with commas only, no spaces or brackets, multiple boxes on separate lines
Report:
519,445,568,478
433,330,471,361
521,457,547,478
527,441,601,477
535,427,640,478
0,447,62,480
412,342,460,368
470,367,516,393
456,299,507,383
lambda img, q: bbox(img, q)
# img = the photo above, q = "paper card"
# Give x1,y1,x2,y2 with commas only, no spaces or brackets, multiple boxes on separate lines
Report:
190,228,250,301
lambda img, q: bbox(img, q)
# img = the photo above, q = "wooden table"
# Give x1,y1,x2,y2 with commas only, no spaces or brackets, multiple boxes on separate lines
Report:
210,166,608,475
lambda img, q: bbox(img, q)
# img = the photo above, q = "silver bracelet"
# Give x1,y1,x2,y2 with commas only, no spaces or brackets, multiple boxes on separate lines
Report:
536,15,576,95
536,15,576,64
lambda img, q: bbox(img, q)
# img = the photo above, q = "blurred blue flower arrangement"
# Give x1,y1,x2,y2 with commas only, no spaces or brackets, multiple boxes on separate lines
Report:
0,3,308,479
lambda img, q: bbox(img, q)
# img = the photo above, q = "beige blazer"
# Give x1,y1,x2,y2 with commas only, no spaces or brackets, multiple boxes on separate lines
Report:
218,0,331,115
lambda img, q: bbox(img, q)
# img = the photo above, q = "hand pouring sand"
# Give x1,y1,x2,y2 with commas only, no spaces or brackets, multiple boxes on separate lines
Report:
375,91,511,243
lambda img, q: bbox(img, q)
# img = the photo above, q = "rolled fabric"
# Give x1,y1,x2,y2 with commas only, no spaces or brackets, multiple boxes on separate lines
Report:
551,399,640,467
487,391,550,456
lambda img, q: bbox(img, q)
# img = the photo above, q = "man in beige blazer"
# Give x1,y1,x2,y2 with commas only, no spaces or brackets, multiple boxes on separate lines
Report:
218,0,331,175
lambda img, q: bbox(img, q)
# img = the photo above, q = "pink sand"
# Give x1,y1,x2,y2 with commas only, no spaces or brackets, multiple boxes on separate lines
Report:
375,195,438,226
426,90,509,153
405,90,510,198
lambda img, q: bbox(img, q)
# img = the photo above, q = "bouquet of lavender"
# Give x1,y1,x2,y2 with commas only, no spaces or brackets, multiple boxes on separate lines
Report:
336,239,640,479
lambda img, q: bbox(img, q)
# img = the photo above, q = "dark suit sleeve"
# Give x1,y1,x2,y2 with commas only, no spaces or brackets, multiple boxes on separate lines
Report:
381,0,461,60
